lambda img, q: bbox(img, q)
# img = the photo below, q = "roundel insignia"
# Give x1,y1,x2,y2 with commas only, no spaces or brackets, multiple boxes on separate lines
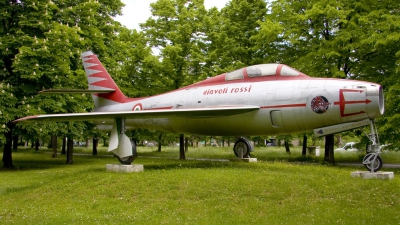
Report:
311,96,330,114
132,103,142,111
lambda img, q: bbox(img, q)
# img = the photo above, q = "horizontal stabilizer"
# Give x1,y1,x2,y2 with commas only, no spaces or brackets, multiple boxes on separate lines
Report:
13,105,260,123
314,119,370,137
39,89,115,94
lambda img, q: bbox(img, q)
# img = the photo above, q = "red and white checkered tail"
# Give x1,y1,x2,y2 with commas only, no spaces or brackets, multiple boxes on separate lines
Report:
81,51,130,107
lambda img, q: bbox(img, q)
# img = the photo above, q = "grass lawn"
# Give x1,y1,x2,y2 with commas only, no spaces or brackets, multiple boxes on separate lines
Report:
1,146,399,224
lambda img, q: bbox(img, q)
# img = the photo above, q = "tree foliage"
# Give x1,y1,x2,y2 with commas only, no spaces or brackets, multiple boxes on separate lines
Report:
142,0,208,89
255,0,400,147
1,0,125,167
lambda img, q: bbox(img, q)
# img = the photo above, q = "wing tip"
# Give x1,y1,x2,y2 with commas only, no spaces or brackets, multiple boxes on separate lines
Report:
13,115,39,123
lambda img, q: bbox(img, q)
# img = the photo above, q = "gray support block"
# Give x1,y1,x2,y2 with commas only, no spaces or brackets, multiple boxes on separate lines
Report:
229,158,257,163
351,171,394,180
106,164,144,173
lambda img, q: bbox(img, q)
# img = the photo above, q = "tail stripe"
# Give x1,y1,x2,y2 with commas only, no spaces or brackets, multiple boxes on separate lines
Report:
85,69,104,77
82,62,98,70
81,51,134,106
87,77,110,87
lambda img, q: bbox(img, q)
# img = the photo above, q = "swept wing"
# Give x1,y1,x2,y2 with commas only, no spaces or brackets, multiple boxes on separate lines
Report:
14,105,260,123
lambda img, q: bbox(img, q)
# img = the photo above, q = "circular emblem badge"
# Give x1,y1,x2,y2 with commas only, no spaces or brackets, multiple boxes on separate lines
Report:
311,96,330,114
132,103,142,111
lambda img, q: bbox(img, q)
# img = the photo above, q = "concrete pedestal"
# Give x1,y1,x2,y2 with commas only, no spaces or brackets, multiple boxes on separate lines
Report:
229,158,257,163
351,171,394,180
106,164,144,173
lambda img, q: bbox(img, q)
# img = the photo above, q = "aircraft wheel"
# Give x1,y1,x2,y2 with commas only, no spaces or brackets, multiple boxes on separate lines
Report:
233,138,251,158
363,153,383,172
117,139,138,165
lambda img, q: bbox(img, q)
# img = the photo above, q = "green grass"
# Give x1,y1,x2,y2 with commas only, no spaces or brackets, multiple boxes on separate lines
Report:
137,145,400,164
1,147,400,224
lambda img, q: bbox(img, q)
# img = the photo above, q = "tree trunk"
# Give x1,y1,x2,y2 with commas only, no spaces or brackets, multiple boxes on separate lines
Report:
35,139,40,151
66,138,73,164
324,134,335,164
335,134,342,148
185,136,189,152
12,135,18,151
51,135,57,158
103,137,108,147
2,123,14,168
302,134,307,156
179,134,185,160
158,133,162,152
284,140,291,154
92,137,98,155
61,137,66,154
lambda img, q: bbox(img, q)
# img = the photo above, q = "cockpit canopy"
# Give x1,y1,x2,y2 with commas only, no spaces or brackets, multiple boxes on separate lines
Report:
226,64,301,81
186,63,308,89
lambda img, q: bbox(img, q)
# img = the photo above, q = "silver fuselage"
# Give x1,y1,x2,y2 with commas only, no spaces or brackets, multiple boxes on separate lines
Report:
93,78,384,136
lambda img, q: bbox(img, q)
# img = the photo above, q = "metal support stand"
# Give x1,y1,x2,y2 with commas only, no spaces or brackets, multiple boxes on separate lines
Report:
362,120,382,172
119,118,126,136
351,119,392,178
238,147,244,159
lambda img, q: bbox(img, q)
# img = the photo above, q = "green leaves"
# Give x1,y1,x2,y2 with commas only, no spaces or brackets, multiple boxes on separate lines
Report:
141,0,209,90
0,0,125,143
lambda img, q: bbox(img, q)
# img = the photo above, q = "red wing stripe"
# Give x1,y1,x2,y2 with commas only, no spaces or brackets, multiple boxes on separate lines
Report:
143,107,174,110
261,103,306,109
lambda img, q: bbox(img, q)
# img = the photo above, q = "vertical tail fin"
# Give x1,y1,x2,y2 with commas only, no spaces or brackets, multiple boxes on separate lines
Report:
81,51,131,107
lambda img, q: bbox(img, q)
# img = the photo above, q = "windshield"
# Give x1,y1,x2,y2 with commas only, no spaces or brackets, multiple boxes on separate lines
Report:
225,64,301,81
246,64,279,77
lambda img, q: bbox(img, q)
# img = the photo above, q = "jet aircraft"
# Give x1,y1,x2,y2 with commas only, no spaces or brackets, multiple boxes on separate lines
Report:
15,51,385,171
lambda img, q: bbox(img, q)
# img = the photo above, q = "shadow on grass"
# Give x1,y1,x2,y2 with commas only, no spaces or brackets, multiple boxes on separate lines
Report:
141,159,248,171
4,147,400,172
1,148,114,171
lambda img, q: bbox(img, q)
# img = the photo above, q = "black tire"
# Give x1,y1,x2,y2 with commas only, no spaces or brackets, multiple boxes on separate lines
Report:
363,153,383,172
117,139,137,165
233,138,252,158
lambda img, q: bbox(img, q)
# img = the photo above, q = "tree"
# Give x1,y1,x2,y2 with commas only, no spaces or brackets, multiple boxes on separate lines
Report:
258,0,399,79
51,134,57,158
1,0,125,168
106,27,163,97
142,0,209,89
259,0,400,151
302,134,307,157
277,134,293,154
203,0,268,74
141,0,211,159
324,134,335,164
179,134,185,159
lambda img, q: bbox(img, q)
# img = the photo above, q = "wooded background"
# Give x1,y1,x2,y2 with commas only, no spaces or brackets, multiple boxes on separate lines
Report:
1,0,399,167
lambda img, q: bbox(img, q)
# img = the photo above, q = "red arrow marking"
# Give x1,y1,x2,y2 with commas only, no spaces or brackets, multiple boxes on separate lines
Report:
334,99,371,105
333,89,371,117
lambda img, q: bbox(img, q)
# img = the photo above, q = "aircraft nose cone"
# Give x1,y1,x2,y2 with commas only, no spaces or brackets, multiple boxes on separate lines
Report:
366,84,384,119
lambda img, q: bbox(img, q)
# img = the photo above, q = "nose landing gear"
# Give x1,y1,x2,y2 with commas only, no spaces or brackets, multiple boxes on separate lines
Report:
362,120,383,172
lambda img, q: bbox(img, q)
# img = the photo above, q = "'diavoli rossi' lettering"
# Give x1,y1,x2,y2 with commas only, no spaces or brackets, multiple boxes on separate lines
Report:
203,85,252,95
